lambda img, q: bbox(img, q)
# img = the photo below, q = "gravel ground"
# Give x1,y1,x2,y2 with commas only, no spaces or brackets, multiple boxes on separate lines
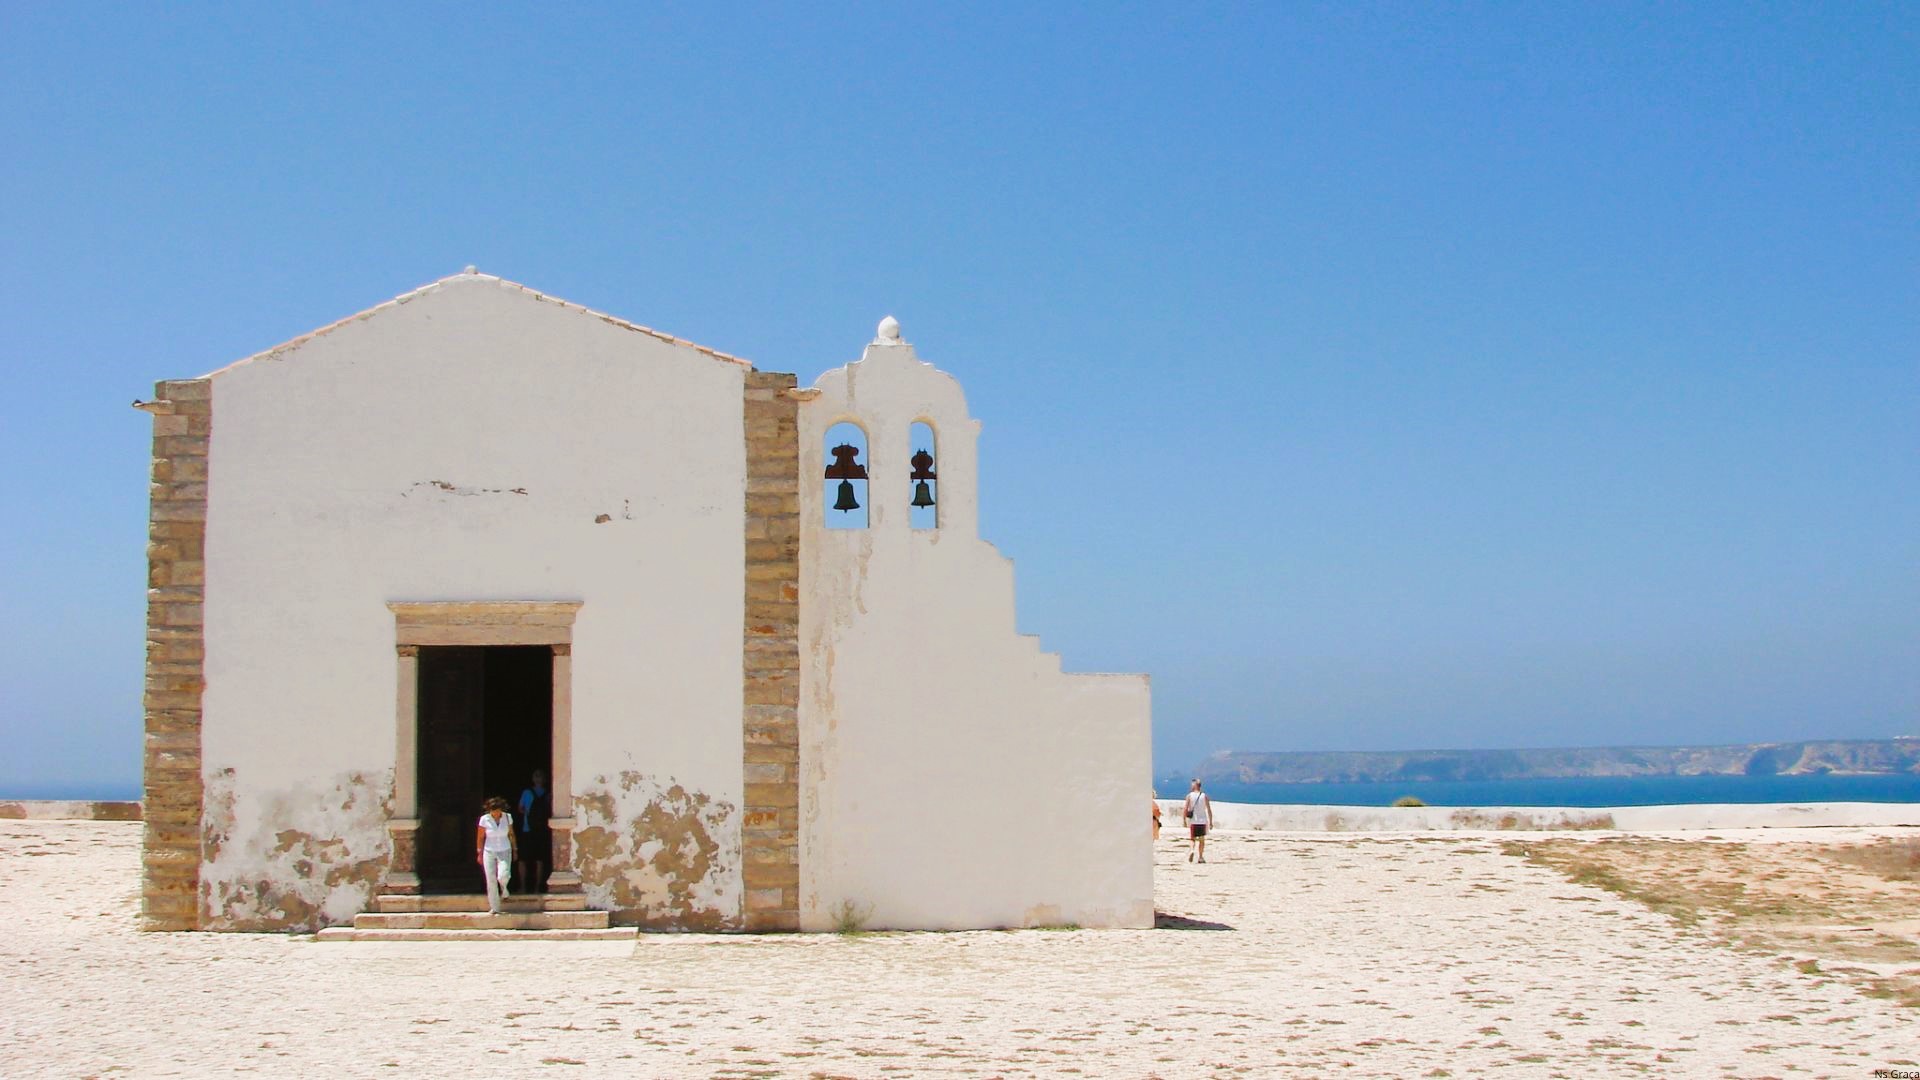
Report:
2,819,1914,1078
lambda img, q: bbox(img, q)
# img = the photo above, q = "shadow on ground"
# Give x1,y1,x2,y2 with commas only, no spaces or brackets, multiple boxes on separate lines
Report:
1154,911,1234,931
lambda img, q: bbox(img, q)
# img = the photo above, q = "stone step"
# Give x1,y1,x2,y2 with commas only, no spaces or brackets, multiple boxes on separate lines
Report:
370,893,587,913
316,926,637,943
353,910,609,931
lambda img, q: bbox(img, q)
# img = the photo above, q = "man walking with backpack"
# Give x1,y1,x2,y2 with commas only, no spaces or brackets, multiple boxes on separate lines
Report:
1183,779,1214,863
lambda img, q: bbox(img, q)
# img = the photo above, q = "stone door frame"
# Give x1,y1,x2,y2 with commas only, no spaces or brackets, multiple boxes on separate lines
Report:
383,601,584,895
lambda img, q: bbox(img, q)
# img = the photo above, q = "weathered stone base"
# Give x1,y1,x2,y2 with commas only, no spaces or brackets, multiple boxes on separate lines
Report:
547,818,582,894
380,819,421,895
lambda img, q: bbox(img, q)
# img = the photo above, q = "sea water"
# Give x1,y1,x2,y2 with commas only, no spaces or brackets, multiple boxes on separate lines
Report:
21,773,1920,809
1171,773,1920,808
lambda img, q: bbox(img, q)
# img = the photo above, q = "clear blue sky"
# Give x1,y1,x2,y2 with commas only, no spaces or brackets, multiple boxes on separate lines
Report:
2,3,1914,795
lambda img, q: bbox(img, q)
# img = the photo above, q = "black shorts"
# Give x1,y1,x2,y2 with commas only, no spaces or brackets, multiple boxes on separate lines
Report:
1189,823,1208,838
519,830,551,861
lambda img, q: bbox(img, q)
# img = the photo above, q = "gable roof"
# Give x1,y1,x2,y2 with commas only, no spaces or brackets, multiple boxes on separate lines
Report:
202,269,753,379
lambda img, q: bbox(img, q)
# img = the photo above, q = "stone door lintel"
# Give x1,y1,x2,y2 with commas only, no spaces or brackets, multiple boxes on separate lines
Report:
386,600,582,895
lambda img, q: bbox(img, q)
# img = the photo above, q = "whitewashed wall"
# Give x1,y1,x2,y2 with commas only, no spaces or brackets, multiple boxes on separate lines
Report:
797,322,1153,931
197,274,747,929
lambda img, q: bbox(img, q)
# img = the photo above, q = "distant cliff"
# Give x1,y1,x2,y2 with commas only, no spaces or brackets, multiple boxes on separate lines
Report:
1195,739,1920,785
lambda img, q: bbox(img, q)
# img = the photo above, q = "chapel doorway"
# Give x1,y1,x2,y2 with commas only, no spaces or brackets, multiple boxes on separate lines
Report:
414,645,553,893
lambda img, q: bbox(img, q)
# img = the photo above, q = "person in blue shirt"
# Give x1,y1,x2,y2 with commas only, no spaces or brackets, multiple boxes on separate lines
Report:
516,769,552,894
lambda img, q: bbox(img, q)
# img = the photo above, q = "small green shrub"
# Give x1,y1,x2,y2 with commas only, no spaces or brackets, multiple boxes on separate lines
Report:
1392,796,1427,808
831,898,873,935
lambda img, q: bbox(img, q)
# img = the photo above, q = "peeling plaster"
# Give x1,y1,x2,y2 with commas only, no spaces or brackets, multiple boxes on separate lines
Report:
199,768,393,932
401,479,530,498
202,767,237,864
1022,903,1065,927
572,770,739,930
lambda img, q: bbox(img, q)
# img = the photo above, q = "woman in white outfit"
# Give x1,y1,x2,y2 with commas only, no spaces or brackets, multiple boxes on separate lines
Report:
476,796,518,914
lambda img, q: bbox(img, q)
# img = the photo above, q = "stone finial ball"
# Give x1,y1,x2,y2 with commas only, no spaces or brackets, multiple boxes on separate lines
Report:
877,315,902,341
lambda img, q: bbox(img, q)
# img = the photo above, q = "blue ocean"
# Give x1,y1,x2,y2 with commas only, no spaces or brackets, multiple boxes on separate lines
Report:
1170,773,1920,808
19,774,1920,809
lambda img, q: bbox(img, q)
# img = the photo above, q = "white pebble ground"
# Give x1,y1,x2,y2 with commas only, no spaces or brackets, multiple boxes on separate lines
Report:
2,820,1913,1077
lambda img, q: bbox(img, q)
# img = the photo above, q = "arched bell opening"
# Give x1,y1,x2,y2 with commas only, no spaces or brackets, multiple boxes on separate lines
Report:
908,421,938,531
823,421,869,530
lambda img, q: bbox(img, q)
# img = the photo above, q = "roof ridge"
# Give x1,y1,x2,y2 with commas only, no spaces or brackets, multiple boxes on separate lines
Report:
199,270,753,379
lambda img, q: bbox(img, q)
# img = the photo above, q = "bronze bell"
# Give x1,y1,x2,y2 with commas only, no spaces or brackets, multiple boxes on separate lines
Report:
909,447,937,509
825,442,868,514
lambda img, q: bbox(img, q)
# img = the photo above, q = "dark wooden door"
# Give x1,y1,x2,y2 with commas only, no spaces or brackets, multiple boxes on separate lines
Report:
417,647,485,890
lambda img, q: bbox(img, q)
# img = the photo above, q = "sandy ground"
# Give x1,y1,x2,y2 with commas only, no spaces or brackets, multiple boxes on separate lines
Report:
1509,832,1920,1008
3,821,1916,1078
